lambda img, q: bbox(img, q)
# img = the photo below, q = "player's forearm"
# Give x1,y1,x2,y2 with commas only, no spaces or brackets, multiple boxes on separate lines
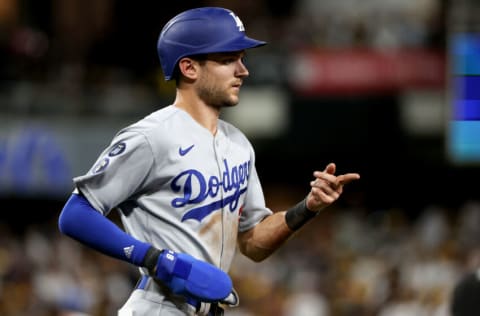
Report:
238,198,319,261
58,193,152,266
238,211,294,262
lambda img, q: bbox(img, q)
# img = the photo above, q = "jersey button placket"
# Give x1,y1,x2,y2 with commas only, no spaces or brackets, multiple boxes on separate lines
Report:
213,135,226,268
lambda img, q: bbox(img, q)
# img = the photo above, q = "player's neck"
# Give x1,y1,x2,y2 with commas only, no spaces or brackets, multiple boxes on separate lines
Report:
173,94,220,135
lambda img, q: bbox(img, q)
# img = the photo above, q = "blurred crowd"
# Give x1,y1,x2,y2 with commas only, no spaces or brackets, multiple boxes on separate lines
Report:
0,0,445,117
1,190,480,316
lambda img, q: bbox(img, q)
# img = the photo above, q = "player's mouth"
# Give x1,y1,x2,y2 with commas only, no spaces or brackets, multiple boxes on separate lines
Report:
232,82,242,90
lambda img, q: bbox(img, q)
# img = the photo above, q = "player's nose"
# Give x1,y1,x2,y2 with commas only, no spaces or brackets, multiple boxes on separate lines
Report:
236,60,249,78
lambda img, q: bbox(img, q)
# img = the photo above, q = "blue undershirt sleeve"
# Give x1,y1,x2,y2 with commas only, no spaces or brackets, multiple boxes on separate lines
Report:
58,193,151,266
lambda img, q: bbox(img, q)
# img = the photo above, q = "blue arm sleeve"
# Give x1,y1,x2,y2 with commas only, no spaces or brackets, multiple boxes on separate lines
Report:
58,193,151,266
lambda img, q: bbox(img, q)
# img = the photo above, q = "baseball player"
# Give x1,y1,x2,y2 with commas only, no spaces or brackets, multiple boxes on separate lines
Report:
58,7,360,316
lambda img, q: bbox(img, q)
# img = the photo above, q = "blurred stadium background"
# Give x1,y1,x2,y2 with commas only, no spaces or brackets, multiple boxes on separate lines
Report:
1,0,480,315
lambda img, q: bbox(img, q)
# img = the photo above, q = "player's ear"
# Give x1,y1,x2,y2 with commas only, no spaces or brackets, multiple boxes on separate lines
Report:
178,57,199,81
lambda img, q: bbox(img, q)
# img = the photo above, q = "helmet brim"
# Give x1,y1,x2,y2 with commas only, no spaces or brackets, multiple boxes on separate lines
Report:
214,35,267,52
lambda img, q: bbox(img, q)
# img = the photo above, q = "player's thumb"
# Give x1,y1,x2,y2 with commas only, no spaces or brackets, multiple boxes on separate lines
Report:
324,162,336,175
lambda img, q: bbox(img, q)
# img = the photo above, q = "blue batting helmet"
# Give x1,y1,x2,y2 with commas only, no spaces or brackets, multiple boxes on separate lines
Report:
157,7,267,80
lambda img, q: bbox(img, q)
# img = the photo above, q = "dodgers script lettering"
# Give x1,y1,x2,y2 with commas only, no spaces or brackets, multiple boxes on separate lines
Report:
170,159,250,221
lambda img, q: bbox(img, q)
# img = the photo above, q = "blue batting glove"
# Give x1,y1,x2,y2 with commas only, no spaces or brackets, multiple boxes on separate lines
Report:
154,249,233,302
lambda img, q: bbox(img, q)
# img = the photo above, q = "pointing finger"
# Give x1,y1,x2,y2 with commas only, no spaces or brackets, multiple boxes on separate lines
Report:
337,173,361,185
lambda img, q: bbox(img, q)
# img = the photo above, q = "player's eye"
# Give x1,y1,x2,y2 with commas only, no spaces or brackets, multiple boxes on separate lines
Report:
209,52,245,65
221,58,236,65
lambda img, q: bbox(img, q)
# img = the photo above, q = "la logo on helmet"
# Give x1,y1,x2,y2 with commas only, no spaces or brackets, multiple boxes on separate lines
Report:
229,12,245,32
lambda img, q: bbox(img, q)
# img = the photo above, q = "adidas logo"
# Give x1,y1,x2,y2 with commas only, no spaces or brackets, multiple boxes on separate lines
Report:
124,245,134,259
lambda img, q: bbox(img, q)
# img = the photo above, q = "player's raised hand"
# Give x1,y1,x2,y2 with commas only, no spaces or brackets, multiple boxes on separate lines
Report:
306,162,360,212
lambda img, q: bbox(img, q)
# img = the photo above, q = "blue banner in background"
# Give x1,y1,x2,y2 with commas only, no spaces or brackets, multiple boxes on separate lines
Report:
448,33,480,164
0,125,72,196
451,33,480,75
0,117,131,197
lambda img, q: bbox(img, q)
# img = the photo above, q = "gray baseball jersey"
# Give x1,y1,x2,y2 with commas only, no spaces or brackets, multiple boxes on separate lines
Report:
73,105,272,272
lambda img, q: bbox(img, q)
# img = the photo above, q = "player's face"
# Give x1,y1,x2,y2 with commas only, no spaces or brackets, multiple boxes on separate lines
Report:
195,51,249,108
